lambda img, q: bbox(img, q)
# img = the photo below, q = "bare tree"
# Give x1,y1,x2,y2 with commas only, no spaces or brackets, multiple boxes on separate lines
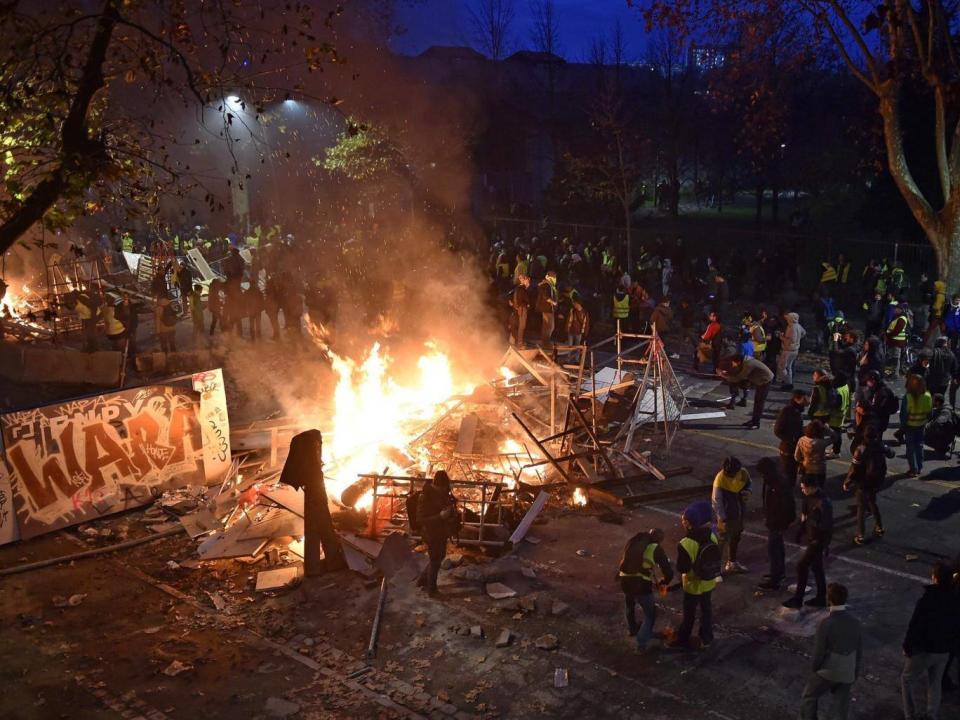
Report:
529,0,561,56
468,0,516,60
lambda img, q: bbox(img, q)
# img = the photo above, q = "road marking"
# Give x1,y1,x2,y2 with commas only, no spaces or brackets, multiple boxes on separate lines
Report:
684,429,849,466
638,504,929,583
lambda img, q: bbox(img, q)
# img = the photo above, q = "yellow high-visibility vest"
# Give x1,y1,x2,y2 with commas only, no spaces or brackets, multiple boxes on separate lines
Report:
679,533,719,596
887,316,907,342
102,306,125,336
613,295,630,319
906,392,932,427
820,262,838,283
618,543,659,582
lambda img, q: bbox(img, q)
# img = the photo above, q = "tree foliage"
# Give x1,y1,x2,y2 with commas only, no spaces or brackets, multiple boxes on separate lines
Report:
0,0,342,255
322,118,405,181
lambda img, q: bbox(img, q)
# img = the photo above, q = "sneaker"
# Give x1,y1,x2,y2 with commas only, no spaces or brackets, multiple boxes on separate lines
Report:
757,578,783,591
853,535,865,545
874,526,885,537
725,401,736,410
782,597,803,609
742,420,760,429
736,398,747,407
804,596,827,608
723,561,737,574
731,561,748,573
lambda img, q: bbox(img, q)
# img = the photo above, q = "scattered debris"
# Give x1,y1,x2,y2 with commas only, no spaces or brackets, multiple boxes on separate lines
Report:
551,600,570,616
554,667,569,688
485,582,518,600
495,629,513,648
441,553,464,569
470,625,485,638
535,634,559,651
205,591,227,611
575,549,592,557
162,660,193,677
166,561,181,570
52,594,86,608
255,566,302,592
905,554,919,562
521,566,537,579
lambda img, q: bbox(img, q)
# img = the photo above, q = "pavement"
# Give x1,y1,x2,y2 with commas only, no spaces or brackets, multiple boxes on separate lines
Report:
1,347,959,719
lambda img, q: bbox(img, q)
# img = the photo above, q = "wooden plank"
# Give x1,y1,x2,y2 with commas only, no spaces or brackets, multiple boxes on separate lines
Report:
455,412,480,455
508,491,550,544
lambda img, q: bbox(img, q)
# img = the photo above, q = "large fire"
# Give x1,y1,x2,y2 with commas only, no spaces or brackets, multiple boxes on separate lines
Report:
314,333,478,509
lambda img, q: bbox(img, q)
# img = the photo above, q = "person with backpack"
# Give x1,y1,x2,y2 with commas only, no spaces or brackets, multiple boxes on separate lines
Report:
415,471,458,598
711,456,751,574
901,562,960,720
852,370,899,452
794,420,832,488
669,500,720,649
843,425,892,545
901,374,934,477
799,583,862,720
617,527,674,651
808,369,838,428
757,457,796,591
783,476,834,609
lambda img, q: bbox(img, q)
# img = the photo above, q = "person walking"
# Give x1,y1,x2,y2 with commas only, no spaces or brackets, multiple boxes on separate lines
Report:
668,501,720,650
828,373,852,456
901,374,933,477
843,424,891,545
783,476,834,609
886,305,910,376
777,312,806,390
927,336,957,398
799,583,862,720
617,527,674,651
756,457,795,591
711,456,751,574
852,369,899,451
901,562,960,720
794,420,832,487
415,471,458,598
775,390,809,484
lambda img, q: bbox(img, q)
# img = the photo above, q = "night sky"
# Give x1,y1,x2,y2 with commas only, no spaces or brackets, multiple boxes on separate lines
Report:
390,0,650,61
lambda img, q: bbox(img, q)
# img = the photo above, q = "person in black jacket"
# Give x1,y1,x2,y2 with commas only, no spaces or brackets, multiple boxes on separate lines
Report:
829,330,859,397
774,390,809,484
852,370,898,452
416,471,457,597
757,457,796,590
783,477,833,609
843,425,892,545
901,562,960,720
617,528,674,651
928,337,957,397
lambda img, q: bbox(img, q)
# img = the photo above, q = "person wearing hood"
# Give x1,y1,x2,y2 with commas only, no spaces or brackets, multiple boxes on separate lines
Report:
536,271,558,346
857,335,885,380
777,312,806,390
647,296,673,338
852,369,899,451
795,420,832,487
757,457,796,591
924,394,958,457
864,290,885,338
416,471,458,597
901,562,960,720
617,527,674,651
669,501,720,649
830,330,859,398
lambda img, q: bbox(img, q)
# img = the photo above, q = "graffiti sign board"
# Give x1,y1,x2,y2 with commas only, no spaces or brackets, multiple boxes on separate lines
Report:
0,369,230,542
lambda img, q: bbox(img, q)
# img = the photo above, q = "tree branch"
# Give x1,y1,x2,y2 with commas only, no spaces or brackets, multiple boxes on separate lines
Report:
934,84,951,202
0,0,117,255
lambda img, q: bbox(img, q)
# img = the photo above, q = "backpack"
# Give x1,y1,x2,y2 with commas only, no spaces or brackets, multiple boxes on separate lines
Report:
161,303,178,325
406,489,422,533
692,534,722,582
881,387,900,416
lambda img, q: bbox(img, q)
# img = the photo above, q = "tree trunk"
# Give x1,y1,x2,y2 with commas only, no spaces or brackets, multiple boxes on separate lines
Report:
929,222,960,290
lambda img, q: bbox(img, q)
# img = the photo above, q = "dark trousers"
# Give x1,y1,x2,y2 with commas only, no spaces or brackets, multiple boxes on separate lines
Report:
800,674,852,720
904,426,925,473
81,318,98,352
830,424,844,454
781,451,798,486
855,489,882,536
767,527,786,580
159,331,176,354
752,382,770,424
677,590,713,646
794,543,827,601
624,591,657,646
418,535,447,592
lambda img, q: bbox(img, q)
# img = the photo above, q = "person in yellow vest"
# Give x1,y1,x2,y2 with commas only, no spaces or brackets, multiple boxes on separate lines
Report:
668,501,720,649
711,457,752,574
612,287,630,326
900,374,933,477
154,292,178,354
828,372,851,456
748,312,767,356
101,297,126,351
618,527,674,651
886,306,909,376
513,252,529,284
121,232,134,253
820,260,838,286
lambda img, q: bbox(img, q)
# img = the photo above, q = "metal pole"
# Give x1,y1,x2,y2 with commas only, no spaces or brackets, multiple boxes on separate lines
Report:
366,576,387,658
616,319,623,379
